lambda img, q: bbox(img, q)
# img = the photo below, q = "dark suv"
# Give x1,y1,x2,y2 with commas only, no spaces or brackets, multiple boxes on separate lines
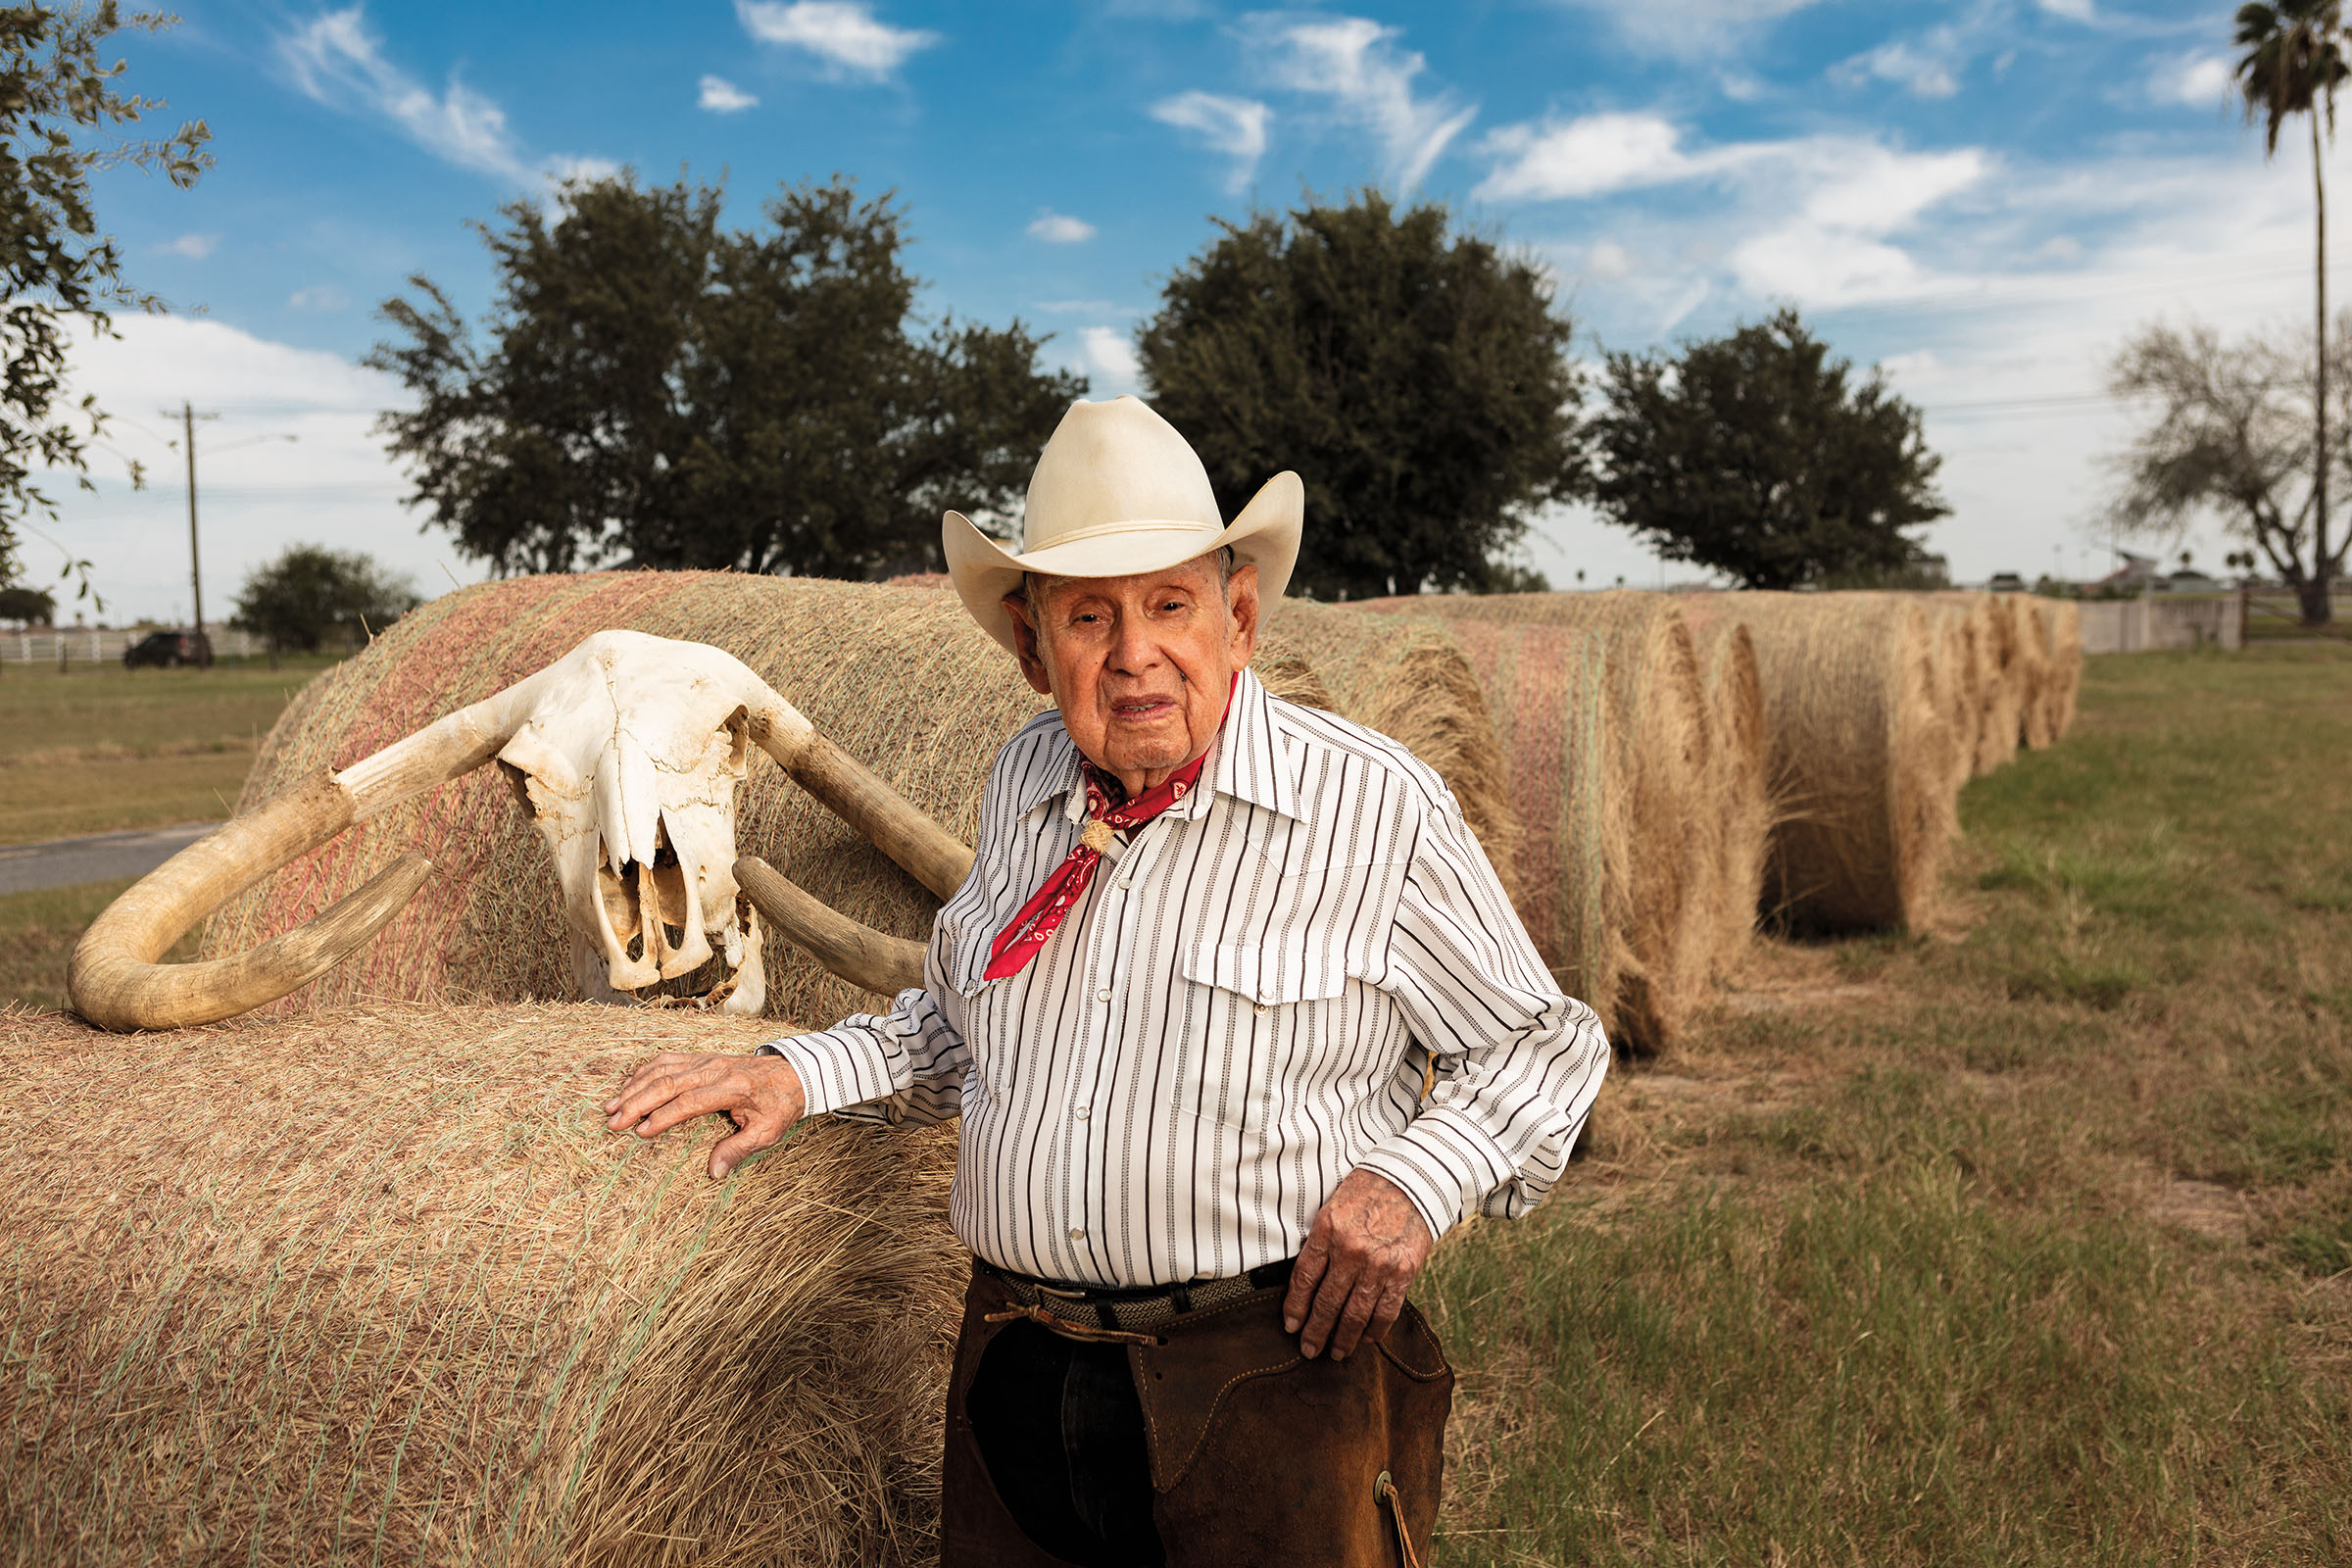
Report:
122,629,214,668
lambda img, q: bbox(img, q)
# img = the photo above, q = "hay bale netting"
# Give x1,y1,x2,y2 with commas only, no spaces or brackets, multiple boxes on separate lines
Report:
1672,597,1773,976
1424,618,1630,1028
1935,591,2022,775
0,1002,962,1567
205,572,1049,1025
1366,591,1712,1054
1724,593,1957,933
2035,598,2083,741
1256,598,1520,906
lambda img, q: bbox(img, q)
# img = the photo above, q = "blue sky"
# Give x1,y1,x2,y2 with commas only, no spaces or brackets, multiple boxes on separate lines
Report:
37,0,2327,620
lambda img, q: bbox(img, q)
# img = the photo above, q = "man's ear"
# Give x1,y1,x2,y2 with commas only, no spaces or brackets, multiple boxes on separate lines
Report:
1003,592,1055,697
1225,563,1262,667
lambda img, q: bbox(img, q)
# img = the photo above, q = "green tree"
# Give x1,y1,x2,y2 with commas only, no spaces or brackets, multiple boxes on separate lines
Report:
2104,316,2352,607
2234,1,2348,624
0,582,55,623
0,2,208,588
1582,309,1948,591
1137,191,1579,599
368,172,1083,579
229,544,418,656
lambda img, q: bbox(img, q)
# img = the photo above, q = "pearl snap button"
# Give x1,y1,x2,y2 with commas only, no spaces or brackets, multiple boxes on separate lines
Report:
1096,986,1112,1002
1074,1105,1091,1120
1068,1227,1086,1244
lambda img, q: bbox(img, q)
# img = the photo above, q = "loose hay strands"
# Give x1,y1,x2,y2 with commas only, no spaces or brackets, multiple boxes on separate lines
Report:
1673,598,1773,977
2035,598,2082,742
1425,618,1630,1034
1724,593,1956,933
0,1003,961,1568
205,573,1048,1025
1366,592,1711,1054
1257,600,1520,904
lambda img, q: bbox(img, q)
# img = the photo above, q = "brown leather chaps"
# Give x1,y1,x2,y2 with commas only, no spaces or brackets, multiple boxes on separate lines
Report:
942,1262,1453,1567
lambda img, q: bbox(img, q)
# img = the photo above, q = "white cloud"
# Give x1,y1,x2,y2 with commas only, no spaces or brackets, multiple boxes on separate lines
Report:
1476,112,1710,202
1584,240,1637,281
2036,0,2093,19
1151,90,1271,192
287,285,349,311
699,74,759,113
160,233,218,260
1837,29,1967,99
40,315,489,624
2149,52,2231,111
734,1,940,80
1245,14,1474,187
1076,325,1141,390
276,7,603,191
1028,210,1098,243
1553,0,1831,61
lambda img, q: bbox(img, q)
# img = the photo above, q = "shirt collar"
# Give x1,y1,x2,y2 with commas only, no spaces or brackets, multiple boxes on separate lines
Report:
1017,665,1301,827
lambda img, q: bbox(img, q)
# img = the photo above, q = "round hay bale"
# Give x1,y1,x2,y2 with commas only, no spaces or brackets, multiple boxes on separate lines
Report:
1935,591,2022,774
206,572,1049,1026
2003,594,2057,749
1425,618,1630,1032
1364,591,1710,1054
1256,599,1519,904
1722,593,1956,933
0,1002,961,1568
2035,597,2082,741
1673,597,1772,976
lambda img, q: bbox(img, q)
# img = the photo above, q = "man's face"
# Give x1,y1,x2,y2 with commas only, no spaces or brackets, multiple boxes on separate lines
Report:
1003,554,1261,793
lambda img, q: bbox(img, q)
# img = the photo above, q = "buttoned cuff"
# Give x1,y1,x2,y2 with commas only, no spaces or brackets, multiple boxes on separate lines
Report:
759,1025,903,1118
1355,1105,1518,1244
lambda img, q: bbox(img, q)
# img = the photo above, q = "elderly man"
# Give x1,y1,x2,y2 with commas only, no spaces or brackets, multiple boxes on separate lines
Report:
605,396,1609,1567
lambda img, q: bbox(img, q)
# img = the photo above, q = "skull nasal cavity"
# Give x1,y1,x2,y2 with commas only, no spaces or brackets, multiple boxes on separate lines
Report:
597,820,694,962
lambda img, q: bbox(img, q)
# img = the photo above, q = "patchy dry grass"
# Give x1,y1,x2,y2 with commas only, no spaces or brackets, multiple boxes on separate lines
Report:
1427,645,2352,1566
0,657,337,842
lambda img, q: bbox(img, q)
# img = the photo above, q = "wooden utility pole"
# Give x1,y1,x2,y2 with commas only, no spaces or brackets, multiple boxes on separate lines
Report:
170,401,220,660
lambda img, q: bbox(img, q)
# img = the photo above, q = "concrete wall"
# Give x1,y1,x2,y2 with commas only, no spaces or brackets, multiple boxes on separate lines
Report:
2078,595,2244,655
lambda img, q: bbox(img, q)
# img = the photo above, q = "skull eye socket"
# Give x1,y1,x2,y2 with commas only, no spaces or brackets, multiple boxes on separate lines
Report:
496,760,534,810
721,708,751,770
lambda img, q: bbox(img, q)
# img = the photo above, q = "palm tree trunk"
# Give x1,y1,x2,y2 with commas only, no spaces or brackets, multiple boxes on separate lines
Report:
2313,111,2335,627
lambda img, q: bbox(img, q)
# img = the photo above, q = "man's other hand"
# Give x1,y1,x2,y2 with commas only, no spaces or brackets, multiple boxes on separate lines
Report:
1282,1168,1434,1361
603,1052,806,1180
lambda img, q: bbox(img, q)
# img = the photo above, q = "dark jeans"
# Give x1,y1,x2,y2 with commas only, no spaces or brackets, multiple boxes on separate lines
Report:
964,1318,1167,1568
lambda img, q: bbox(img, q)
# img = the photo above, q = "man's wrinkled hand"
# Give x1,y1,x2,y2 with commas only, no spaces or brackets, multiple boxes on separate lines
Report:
603,1052,806,1180
1281,1168,1434,1361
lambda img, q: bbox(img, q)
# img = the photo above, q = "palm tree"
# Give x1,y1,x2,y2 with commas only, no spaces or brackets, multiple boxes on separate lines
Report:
2235,0,2349,624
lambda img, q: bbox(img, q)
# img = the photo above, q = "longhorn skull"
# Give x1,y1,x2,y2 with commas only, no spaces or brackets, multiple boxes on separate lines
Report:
70,630,975,1033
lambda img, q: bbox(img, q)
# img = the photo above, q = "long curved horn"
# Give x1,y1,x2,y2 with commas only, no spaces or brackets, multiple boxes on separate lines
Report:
69,668,561,1032
735,856,925,998
740,694,976,901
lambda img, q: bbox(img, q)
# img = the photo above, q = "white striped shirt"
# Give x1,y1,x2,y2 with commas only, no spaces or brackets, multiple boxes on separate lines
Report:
766,666,1610,1289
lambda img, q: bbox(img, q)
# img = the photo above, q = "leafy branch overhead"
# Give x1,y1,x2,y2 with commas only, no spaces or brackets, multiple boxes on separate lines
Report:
1581,310,1948,592
0,1,209,589
368,172,1085,580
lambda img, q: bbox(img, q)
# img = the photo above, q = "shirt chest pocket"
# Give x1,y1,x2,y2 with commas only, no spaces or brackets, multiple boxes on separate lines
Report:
1181,940,1349,1014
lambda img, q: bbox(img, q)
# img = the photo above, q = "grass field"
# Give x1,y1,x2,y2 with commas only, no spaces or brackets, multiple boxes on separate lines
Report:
2,644,2347,1563
0,656,336,843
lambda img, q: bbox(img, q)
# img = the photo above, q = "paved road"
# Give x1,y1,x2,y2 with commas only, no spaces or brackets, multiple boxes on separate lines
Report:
0,821,222,897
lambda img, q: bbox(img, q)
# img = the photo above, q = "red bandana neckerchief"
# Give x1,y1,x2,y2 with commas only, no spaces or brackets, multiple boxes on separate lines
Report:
982,678,1236,982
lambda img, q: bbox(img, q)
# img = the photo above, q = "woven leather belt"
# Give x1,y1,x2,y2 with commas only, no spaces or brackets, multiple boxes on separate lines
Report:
980,1257,1296,1335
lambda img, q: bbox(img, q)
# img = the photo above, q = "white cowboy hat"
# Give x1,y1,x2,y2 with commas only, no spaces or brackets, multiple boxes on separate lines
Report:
943,395,1302,654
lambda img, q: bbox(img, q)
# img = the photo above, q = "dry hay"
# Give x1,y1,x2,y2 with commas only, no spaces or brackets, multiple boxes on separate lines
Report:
1936,591,2022,775
205,572,1049,1026
1256,599,1519,904
0,1002,961,1567
2001,594,2058,750
1364,591,1711,1054
2035,598,2082,741
1721,593,1956,933
1422,618,1631,1035
1672,598,1773,976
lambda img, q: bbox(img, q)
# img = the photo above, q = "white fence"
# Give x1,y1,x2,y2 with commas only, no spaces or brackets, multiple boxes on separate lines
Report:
2078,596,2244,654
3,628,266,666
